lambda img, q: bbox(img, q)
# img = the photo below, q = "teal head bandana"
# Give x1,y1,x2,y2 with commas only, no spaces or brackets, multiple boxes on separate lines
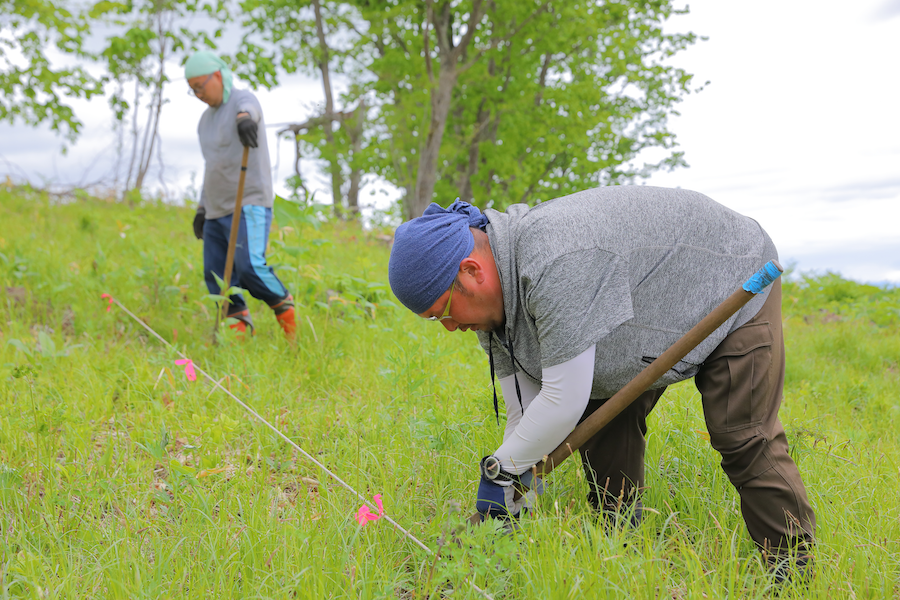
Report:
184,51,233,104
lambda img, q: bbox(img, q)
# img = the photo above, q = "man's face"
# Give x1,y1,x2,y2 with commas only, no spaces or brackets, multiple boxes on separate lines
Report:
187,71,224,107
418,278,505,333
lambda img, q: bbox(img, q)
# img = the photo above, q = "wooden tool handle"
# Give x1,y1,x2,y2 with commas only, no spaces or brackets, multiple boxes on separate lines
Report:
216,145,251,326
467,260,783,525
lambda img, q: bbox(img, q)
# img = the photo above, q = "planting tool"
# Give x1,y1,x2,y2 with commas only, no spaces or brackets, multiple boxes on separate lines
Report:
213,145,250,337
469,259,784,525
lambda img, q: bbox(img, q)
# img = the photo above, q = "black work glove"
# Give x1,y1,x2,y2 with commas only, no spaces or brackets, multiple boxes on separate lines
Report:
236,114,258,148
193,206,206,240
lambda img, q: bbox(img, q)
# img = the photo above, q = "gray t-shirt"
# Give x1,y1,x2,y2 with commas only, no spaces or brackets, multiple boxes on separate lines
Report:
197,88,273,219
476,186,778,399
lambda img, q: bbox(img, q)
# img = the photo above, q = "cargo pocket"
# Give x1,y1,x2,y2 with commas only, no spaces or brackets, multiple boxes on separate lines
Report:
696,321,773,435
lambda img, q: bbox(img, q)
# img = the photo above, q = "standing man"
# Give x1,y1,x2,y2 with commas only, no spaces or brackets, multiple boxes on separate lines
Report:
185,51,296,340
388,186,815,580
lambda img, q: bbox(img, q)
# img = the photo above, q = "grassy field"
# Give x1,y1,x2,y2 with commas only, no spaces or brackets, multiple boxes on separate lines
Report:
1,187,898,599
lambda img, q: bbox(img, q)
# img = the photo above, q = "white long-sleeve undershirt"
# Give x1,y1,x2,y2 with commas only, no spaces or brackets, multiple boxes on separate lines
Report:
493,345,596,475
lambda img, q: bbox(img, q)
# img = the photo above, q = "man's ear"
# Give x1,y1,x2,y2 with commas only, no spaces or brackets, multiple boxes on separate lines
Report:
459,257,485,284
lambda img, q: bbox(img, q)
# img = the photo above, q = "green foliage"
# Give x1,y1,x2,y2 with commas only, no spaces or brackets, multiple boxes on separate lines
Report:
85,0,228,194
1,186,898,598
88,0,225,87
781,274,900,450
364,0,702,213
0,0,105,142
273,193,331,229
1,0,225,187
230,0,702,217
784,272,900,327
7,329,81,360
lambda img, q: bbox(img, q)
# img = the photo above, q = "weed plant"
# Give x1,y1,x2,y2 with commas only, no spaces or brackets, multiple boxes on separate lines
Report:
1,187,898,599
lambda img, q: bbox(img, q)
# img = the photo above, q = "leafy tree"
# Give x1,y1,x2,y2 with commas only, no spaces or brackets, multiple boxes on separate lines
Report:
2,0,223,196
356,0,702,217
87,0,224,198
0,0,104,145
234,0,372,218
192,0,702,220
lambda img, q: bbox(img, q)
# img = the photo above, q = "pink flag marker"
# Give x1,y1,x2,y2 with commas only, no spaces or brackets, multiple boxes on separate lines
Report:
355,494,384,526
175,358,197,382
100,293,113,312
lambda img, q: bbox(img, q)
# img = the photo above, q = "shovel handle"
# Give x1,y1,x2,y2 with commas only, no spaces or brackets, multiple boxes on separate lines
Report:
467,260,783,526
215,145,251,328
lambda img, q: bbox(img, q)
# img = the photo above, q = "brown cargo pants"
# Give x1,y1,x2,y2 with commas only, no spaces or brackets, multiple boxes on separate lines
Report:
578,280,816,553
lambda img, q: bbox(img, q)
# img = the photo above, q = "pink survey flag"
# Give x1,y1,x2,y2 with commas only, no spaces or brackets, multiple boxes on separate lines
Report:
175,358,197,382
355,494,384,526
100,293,113,312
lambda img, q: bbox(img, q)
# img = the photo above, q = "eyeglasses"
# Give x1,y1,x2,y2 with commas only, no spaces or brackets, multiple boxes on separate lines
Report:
188,73,215,97
425,281,455,321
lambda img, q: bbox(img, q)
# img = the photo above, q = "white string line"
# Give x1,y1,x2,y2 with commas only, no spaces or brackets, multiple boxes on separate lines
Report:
107,296,494,600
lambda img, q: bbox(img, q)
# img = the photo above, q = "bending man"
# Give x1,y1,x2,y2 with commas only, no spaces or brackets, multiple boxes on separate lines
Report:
185,51,296,339
388,186,815,578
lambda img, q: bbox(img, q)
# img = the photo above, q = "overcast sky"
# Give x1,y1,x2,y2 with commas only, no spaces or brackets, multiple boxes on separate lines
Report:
643,0,900,286
2,0,899,284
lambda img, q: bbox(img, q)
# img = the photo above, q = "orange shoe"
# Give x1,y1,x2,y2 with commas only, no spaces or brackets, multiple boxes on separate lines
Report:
275,307,297,340
226,309,254,340
229,320,248,336
271,296,297,341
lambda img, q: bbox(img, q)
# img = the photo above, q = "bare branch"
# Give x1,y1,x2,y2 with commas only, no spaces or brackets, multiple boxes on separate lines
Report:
520,152,566,205
275,103,364,138
535,52,552,106
276,115,330,137
431,1,452,54
450,0,485,62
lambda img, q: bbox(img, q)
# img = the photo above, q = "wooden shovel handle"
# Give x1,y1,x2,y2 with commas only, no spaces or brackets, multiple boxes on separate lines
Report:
467,260,783,525
216,145,251,326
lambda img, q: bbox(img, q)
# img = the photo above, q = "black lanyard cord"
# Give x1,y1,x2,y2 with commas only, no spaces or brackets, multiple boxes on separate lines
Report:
487,331,526,425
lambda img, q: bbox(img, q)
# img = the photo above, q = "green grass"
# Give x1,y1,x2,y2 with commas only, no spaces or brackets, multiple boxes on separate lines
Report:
1,186,898,599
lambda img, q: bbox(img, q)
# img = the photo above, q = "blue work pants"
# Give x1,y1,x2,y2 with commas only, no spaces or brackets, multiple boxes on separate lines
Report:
202,205,289,317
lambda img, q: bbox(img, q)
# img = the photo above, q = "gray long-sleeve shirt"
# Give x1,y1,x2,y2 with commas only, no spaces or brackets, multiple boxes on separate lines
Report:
476,186,778,399
197,88,273,219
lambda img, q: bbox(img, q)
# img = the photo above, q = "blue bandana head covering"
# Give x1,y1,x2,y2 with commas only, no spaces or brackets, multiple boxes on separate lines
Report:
389,200,489,314
184,51,233,104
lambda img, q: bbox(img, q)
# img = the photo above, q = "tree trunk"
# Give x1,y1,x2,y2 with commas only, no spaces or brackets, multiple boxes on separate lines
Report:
134,13,168,193
124,78,141,194
409,0,485,218
457,97,489,203
312,0,344,219
411,61,457,217
346,101,367,219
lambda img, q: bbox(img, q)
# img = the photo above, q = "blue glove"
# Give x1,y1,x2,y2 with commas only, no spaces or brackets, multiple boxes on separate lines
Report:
517,469,545,495
476,477,522,520
475,457,545,521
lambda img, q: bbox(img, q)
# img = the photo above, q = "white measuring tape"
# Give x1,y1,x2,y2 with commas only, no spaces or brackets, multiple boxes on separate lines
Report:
101,293,494,599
